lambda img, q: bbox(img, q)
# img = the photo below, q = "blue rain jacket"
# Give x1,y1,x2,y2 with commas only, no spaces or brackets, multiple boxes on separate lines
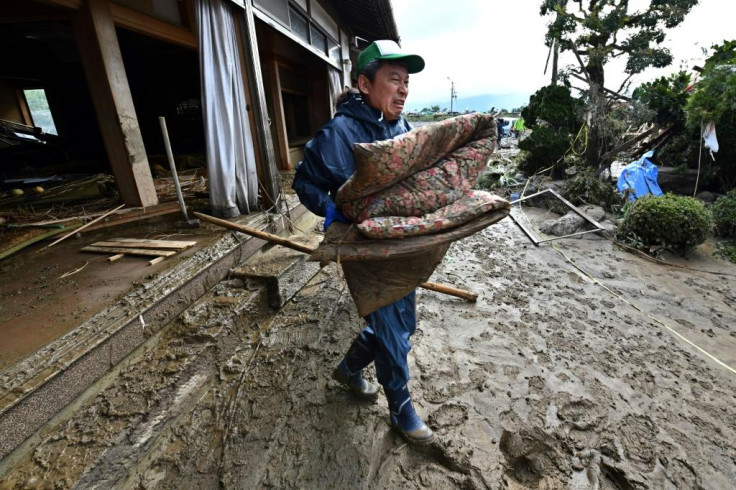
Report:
617,151,664,202
292,91,411,217
292,91,416,390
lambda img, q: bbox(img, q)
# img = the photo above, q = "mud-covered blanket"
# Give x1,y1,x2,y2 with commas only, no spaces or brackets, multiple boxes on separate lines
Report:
336,113,504,238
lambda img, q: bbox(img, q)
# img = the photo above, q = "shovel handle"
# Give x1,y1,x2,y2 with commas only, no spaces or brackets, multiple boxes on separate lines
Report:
419,281,477,302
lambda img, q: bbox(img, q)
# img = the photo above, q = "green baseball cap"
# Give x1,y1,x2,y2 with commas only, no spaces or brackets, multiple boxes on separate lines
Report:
357,40,425,74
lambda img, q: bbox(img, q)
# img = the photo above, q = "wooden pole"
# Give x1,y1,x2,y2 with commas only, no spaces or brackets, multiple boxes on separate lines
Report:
45,204,126,249
194,212,478,302
194,212,314,254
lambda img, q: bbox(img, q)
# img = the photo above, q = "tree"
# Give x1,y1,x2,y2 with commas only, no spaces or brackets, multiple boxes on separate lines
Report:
687,40,736,190
540,0,698,169
431,105,440,112
632,71,691,129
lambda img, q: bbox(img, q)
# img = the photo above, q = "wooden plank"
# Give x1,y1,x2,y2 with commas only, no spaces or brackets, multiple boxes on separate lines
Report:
92,239,196,250
108,253,125,262
72,0,158,208
267,60,291,170
81,246,177,257
82,202,180,232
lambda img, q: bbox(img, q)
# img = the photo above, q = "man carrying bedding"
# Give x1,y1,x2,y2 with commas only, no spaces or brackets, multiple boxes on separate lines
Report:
292,40,434,445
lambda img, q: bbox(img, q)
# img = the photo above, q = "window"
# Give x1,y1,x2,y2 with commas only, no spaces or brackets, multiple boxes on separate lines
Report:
310,1,338,40
254,0,289,27
23,89,58,135
327,37,340,63
289,5,309,44
310,24,326,54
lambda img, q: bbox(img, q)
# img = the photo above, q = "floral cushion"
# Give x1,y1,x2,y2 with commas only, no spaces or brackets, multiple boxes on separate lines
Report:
340,135,495,222
337,113,497,204
357,191,509,238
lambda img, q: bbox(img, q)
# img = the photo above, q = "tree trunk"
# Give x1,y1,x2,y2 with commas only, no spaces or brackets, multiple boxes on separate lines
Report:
585,62,606,169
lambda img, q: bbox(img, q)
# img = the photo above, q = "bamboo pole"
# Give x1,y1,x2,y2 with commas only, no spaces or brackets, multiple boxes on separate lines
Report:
45,204,125,249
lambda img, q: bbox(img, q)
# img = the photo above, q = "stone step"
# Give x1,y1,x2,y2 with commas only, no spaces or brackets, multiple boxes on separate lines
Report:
232,243,322,308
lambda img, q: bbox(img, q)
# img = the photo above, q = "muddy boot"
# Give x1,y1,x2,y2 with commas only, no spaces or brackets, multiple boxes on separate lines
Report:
332,362,379,402
385,385,435,445
332,335,379,402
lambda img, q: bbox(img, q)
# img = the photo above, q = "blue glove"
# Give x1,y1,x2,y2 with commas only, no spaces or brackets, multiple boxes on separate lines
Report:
324,202,348,231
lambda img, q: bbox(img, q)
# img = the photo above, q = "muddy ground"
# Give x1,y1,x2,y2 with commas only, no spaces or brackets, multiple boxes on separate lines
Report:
1,212,735,489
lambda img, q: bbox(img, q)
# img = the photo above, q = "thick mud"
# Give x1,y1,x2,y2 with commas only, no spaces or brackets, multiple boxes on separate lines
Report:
2,215,735,489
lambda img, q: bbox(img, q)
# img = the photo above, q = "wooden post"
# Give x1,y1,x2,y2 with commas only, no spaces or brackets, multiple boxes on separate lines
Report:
72,0,158,208
239,1,282,209
267,60,290,170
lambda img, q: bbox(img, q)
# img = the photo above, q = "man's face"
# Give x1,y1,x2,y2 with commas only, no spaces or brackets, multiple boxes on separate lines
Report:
358,62,410,121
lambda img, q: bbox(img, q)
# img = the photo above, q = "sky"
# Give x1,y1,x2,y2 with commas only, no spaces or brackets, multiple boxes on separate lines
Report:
391,0,736,112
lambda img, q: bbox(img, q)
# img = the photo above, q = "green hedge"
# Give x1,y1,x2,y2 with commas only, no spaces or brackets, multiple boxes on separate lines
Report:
617,194,713,254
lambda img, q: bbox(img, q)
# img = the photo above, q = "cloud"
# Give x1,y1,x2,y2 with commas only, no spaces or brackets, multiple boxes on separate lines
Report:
392,0,736,109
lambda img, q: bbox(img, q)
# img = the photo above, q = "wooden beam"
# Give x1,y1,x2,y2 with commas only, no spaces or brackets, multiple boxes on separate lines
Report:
15,90,33,127
240,1,282,209
267,61,291,170
72,0,158,207
109,2,197,50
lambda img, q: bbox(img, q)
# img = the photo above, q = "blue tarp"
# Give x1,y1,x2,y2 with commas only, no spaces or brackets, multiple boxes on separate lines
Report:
617,151,663,202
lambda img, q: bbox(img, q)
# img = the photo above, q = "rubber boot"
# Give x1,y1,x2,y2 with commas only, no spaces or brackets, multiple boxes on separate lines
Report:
385,385,435,445
332,335,379,402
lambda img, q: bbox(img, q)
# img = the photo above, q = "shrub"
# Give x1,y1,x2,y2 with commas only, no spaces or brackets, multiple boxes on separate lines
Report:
518,125,569,177
686,40,736,190
518,85,583,178
562,170,624,213
712,189,736,237
617,193,713,254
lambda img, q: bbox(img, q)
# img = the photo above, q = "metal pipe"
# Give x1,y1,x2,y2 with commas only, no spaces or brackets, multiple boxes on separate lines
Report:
158,116,189,222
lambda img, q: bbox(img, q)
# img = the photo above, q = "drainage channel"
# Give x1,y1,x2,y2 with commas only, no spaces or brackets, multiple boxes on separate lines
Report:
0,203,311,463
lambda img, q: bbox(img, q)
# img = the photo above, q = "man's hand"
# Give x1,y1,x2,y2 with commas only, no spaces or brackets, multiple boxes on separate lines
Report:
324,202,348,231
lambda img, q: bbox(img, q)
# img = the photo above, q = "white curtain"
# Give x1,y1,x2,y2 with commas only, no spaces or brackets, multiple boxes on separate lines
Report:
327,66,342,117
196,0,258,217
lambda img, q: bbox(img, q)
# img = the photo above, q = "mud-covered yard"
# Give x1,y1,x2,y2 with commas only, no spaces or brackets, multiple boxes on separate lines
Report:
2,213,735,489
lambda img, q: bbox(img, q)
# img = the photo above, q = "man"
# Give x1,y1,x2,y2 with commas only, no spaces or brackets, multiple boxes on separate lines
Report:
292,40,434,445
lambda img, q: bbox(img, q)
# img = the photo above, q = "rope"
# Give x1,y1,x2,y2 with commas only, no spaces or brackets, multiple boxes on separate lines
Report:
550,241,736,376
512,201,736,377
569,122,589,157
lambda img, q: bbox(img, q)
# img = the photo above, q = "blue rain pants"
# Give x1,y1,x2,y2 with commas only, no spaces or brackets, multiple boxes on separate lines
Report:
344,291,417,391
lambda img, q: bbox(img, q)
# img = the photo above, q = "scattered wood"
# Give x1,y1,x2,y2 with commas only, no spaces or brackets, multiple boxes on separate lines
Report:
82,237,197,264
600,124,670,163
45,204,126,249
148,256,167,266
